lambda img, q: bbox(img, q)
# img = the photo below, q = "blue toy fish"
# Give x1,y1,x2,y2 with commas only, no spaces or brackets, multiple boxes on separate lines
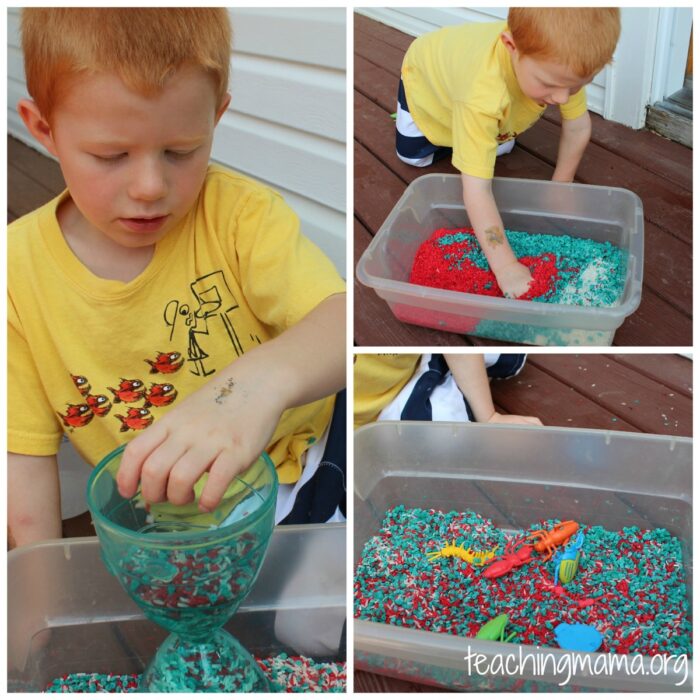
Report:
553,531,584,585
554,623,603,652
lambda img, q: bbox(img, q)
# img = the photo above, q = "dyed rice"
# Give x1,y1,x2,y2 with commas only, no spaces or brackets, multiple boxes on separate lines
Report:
409,228,626,306
354,506,691,657
45,654,346,693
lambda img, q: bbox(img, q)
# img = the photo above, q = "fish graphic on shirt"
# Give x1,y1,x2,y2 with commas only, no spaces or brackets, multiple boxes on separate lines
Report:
108,379,146,404
115,407,154,432
143,383,178,408
71,374,91,397
86,394,112,417
145,351,184,374
57,403,94,429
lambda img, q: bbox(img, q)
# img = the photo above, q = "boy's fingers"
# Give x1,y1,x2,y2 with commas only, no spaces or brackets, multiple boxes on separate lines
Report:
199,449,246,512
139,440,189,504
117,428,168,497
166,445,219,506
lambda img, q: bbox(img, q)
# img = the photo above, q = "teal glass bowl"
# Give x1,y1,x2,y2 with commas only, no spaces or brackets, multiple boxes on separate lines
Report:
86,444,278,691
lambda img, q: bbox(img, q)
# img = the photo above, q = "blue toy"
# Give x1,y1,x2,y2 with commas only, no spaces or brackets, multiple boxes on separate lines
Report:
554,623,603,652
553,531,585,585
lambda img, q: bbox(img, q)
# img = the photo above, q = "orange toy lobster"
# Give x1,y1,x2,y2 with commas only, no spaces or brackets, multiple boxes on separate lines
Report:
527,520,579,561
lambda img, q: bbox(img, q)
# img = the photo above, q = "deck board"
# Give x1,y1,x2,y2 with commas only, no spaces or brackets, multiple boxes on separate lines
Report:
355,352,691,692
354,14,692,347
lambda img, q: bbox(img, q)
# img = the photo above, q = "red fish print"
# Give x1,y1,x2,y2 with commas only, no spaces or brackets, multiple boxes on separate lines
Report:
144,383,178,408
108,379,146,404
87,394,112,417
145,351,184,375
57,403,94,429
115,407,154,432
72,375,91,397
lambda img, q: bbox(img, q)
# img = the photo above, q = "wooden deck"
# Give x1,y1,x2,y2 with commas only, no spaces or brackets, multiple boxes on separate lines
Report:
354,351,692,692
354,14,693,347
8,136,65,223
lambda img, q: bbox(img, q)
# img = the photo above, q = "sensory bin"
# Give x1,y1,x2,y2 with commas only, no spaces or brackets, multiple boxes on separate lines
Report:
410,228,626,306
354,506,691,658
44,655,346,693
356,174,643,346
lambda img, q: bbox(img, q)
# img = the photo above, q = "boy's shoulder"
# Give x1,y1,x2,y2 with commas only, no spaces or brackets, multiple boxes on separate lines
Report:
417,19,506,49
198,164,297,238
202,163,285,211
8,191,63,258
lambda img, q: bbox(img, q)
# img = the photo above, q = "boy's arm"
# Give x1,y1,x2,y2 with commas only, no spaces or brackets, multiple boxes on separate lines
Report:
8,453,63,548
444,355,542,425
461,174,533,299
117,292,346,511
551,111,592,183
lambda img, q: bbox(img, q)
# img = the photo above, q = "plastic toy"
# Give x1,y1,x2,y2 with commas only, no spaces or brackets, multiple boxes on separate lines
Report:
554,623,603,652
426,541,498,567
527,520,579,561
539,574,612,609
475,613,517,642
553,531,584,584
482,537,534,579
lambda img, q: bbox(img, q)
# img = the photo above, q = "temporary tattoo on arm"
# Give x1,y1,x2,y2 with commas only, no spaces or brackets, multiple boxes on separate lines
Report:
484,225,505,247
214,378,236,405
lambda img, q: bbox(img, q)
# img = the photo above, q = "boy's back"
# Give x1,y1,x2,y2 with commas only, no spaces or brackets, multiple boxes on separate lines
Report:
402,20,586,178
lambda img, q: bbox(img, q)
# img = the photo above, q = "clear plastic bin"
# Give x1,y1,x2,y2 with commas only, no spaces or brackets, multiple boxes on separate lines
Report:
356,175,644,346
8,524,346,691
354,422,691,691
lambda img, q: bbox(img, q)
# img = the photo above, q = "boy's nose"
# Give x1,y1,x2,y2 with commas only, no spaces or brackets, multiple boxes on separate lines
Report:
128,159,168,201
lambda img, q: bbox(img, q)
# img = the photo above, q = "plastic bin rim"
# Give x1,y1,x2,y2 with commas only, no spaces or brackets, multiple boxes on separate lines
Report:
6,522,347,561
354,420,692,446
408,172,645,200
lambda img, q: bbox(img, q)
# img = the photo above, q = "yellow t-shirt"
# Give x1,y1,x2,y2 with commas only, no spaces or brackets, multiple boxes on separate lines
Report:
353,354,421,428
401,21,588,178
8,164,345,486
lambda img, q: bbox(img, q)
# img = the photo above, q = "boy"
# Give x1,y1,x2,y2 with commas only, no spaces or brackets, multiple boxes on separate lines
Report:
354,353,542,427
8,9,346,548
396,8,621,298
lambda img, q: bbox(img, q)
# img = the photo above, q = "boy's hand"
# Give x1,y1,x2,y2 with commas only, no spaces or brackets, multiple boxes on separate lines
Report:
494,260,533,299
461,174,532,297
116,293,345,512
486,412,543,426
117,371,285,511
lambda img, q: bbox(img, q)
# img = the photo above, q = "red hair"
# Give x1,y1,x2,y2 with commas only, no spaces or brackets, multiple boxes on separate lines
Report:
508,8,621,77
21,8,231,122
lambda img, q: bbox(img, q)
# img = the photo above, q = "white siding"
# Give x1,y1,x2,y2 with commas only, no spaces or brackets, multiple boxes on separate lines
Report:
7,7,346,274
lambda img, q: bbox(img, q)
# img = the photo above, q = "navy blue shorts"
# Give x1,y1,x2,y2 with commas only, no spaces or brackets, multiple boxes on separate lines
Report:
395,79,452,166
400,354,527,421
280,389,346,525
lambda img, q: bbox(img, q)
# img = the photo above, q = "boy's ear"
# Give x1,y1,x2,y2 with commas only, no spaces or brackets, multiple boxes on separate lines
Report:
17,99,59,157
215,93,231,125
500,31,518,57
